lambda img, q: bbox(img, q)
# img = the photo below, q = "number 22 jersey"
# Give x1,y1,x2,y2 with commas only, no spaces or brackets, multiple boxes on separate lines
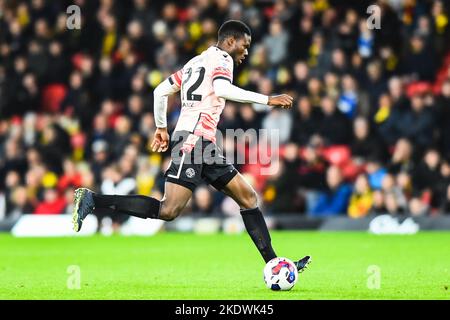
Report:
169,46,234,143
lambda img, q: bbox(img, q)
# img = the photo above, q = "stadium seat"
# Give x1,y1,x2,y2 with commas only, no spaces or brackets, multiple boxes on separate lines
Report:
322,145,351,167
341,162,363,181
406,81,432,98
41,84,67,113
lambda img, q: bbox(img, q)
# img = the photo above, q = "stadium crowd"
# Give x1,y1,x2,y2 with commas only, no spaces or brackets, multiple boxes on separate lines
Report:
1,0,450,231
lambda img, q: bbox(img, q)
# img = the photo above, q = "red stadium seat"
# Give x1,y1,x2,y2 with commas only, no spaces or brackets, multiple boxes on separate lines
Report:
341,162,363,181
406,81,432,98
322,145,351,167
41,84,67,113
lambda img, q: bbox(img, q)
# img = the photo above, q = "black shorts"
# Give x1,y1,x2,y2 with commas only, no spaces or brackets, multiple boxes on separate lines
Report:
164,131,238,192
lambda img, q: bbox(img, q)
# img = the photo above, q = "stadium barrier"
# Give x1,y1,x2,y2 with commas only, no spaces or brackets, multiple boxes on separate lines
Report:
11,214,98,237
2,213,449,236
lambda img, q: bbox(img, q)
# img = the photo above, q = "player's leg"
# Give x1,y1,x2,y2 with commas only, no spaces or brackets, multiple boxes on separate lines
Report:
201,139,277,264
72,182,192,231
92,182,191,221
158,181,193,221
220,173,312,271
219,173,277,263
73,131,198,231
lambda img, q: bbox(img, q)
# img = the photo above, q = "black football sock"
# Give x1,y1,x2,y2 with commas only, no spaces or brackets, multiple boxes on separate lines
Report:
241,207,277,263
92,194,160,219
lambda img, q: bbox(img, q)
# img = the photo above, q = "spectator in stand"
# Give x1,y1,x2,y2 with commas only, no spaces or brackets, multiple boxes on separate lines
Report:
370,190,386,215
351,116,387,164
388,77,410,112
90,113,114,149
57,158,82,193
376,78,410,146
217,103,241,132
436,80,450,158
63,187,75,215
192,185,215,215
348,173,373,218
437,160,450,210
296,141,329,213
238,104,260,131
33,187,66,215
24,165,44,209
61,71,91,130
98,163,136,231
289,13,313,61
8,186,34,218
37,124,70,174
309,166,352,216
381,174,408,211
126,94,146,132
330,49,349,77
3,171,23,217
110,115,132,160
323,72,340,101
292,62,309,95
388,138,415,174
440,184,450,214
254,77,274,112
90,140,111,185
0,139,27,189
403,34,436,81
365,157,388,191
384,191,405,216
396,171,414,201
79,166,96,193
412,149,443,207
317,96,351,145
395,93,435,151
263,143,303,213
262,108,292,144
0,67,6,117
409,197,430,216
263,19,289,68
45,41,69,84
374,93,395,145
95,57,116,102
337,74,361,119
290,96,322,146
307,77,323,108
307,31,330,78
365,61,387,117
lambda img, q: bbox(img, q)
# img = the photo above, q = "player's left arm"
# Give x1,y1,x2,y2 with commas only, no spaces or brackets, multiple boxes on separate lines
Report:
211,54,292,108
151,70,182,152
213,79,293,109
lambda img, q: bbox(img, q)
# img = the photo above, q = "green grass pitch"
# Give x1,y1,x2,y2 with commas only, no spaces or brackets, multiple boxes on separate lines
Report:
0,231,449,299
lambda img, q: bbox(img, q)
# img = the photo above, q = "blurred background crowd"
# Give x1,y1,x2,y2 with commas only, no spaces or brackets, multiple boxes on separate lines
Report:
1,0,450,231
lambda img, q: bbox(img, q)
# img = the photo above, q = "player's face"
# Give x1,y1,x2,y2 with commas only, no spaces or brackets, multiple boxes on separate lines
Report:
232,34,251,65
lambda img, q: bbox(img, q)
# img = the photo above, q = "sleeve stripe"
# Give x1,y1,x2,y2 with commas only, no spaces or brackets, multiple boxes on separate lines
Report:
173,71,182,85
168,77,174,85
213,76,232,83
212,71,232,77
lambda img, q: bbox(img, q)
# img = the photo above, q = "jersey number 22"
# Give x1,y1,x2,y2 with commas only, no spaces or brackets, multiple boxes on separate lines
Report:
182,67,205,102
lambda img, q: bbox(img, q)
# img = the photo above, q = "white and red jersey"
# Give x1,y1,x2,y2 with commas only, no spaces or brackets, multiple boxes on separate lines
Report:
169,46,234,142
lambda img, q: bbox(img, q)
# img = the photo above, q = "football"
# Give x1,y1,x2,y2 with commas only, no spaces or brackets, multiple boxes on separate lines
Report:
263,257,298,291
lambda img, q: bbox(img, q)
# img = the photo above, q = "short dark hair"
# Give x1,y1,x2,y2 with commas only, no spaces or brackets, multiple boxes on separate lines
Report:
218,20,251,42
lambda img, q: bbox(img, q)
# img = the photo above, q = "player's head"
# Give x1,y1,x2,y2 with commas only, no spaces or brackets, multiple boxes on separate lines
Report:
217,20,251,66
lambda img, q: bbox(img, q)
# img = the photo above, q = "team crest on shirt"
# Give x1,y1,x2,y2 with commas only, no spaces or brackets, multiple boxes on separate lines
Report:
185,168,196,178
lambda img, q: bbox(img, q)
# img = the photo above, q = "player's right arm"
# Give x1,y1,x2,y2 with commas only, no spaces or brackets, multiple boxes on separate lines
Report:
151,70,182,152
